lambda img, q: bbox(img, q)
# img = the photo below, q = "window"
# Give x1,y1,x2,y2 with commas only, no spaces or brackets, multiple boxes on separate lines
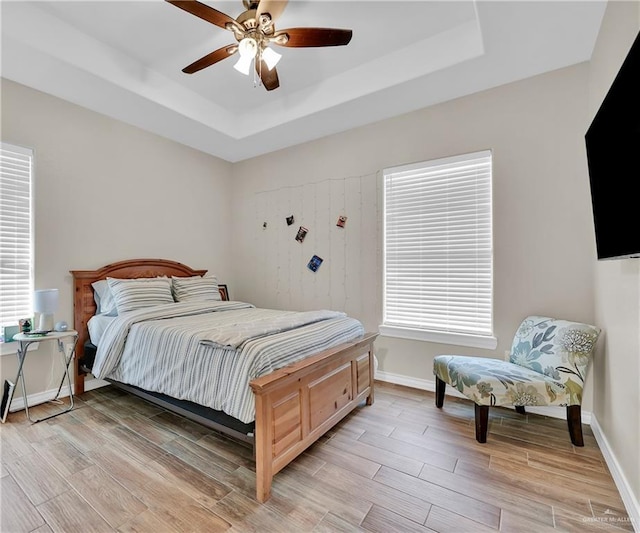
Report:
0,142,34,330
381,150,496,349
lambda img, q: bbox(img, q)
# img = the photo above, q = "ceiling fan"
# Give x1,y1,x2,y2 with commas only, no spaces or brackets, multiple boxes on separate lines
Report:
166,0,353,91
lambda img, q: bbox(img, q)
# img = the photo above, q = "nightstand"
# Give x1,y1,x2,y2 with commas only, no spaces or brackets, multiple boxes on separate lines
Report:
10,330,78,423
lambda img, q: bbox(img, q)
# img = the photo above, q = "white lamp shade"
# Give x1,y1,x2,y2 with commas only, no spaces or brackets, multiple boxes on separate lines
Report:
234,37,258,75
34,289,58,331
234,54,254,75
34,289,58,313
261,47,281,71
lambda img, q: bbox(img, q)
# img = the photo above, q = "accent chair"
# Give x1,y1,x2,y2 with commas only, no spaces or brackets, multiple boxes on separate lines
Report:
433,316,601,446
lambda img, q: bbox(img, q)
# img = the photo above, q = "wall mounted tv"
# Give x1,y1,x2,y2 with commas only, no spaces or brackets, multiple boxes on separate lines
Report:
585,30,640,260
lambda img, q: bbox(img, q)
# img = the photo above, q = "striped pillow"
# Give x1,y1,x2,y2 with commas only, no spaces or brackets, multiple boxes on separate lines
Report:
107,277,174,314
172,276,221,302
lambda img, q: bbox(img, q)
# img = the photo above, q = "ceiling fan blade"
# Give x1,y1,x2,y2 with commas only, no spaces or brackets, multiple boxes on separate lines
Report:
256,0,288,24
273,27,353,47
166,0,237,31
256,60,280,91
182,45,238,74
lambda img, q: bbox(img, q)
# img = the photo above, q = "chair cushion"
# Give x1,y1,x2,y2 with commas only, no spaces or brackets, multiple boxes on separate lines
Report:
508,316,600,393
433,355,573,407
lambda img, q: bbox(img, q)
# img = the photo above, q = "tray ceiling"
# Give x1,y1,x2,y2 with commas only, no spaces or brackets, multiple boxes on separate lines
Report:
1,1,606,162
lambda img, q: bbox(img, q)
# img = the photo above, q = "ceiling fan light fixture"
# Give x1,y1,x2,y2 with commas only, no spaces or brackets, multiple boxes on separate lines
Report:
234,37,258,75
238,37,258,57
233,54,253,75
261,46,282,71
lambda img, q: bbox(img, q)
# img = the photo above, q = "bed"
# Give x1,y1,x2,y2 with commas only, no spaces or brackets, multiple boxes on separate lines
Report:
71,258,377,502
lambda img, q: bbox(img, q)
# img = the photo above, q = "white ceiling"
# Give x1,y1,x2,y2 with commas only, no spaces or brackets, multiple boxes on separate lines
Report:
1,1,606,162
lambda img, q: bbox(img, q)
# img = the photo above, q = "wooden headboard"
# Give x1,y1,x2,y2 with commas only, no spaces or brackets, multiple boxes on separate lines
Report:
70,258,216,394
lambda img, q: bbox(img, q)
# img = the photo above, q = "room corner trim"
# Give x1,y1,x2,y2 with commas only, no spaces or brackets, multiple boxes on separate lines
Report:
590,414,640,531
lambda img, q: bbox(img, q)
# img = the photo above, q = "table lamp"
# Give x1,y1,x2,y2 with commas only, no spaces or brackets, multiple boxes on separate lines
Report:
33,289,59,331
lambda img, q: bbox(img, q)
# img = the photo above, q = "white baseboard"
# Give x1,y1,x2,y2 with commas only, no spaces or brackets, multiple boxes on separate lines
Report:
590,415,640,532
9,377,110,412
374,370,592,423
8,386,68,412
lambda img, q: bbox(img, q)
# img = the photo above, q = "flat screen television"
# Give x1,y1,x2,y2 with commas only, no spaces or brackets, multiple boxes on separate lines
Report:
585,30,640,260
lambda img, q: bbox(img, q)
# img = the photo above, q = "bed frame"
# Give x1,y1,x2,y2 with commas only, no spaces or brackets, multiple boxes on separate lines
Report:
71,258,377,502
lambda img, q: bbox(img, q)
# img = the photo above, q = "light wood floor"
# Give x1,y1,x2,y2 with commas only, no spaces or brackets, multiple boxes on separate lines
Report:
0,381,634,533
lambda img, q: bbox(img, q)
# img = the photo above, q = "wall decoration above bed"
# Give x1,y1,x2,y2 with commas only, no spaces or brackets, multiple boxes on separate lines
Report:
307,255,323,272
71,258,376,502
249,173,378,327
295,226,308,243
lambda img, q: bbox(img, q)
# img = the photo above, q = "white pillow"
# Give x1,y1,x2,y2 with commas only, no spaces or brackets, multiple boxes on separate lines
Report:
107,277,174,314
172,275,221,302
91,279,118,316
87,314,116,345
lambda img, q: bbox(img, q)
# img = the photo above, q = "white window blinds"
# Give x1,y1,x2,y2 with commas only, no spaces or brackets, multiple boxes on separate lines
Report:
382,150,494,346
0,142,33,328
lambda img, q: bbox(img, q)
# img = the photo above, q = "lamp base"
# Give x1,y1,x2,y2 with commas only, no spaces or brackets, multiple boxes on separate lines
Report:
38,313,54,332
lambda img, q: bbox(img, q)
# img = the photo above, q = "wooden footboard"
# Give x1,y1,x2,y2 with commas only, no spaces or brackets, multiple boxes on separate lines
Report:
250,332,377,502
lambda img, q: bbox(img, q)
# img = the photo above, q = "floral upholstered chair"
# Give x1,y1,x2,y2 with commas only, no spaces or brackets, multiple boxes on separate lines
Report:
433,316,601,446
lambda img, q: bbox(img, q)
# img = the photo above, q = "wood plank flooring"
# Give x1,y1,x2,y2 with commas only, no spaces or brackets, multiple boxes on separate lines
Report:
0,382,634,532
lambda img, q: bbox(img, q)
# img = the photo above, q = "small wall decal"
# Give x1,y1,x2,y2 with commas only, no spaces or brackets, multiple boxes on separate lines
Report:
336,215,347,228
295,226,308,243
286,215,295,226
307,255,323,272
263,222,268,229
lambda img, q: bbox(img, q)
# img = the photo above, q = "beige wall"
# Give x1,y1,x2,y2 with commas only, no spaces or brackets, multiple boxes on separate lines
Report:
0,79,233,395
588,0,640,514
231,63,597,409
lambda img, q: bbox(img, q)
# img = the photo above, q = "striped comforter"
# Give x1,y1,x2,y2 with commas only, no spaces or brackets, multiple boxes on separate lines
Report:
92,301,365,423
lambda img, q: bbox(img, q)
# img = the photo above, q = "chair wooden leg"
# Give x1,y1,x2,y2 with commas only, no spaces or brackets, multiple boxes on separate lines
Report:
435,377,446,408
515,406,526,414
567,405,584,446
474,404,489,443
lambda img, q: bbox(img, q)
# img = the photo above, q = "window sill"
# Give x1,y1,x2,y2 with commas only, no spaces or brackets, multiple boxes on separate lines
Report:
0,341,39,357
379,325,498,350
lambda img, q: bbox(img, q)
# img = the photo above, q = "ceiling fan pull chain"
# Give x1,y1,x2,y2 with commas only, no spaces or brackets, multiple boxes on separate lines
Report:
253,57,262,89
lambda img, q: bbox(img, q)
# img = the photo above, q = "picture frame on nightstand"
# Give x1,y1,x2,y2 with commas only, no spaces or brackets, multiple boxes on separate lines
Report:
219,284,229,301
